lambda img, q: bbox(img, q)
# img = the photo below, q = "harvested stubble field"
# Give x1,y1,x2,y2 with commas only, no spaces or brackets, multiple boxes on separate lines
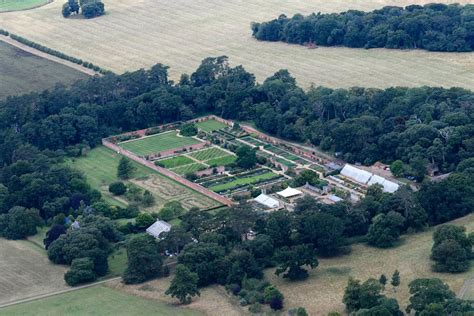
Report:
119,132,201,156
0,239,68,306
0,0,472,89
266,214,474,315
0,285,202,316
0,40,87,99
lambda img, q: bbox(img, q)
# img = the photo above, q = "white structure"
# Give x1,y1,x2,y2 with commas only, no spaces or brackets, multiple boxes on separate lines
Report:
340,164,372,184
277,187,303,199
146,220,171,239
340,164,399,193
367,174,399,193
254,193,280,209
328,194,343,203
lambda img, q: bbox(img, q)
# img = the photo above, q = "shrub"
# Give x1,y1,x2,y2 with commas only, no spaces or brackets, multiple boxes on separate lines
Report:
64,257,96,286
108,181,127,195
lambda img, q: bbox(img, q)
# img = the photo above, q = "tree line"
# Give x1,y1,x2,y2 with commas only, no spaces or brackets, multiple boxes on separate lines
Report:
0,56,472,178
251,3,474,52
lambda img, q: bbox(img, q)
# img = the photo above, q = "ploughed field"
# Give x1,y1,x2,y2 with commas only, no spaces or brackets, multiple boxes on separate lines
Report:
0,41,87,99
0,0,473,89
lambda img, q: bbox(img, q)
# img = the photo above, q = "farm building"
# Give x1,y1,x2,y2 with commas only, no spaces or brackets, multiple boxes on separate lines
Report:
254,193,281,209
146,220,171,239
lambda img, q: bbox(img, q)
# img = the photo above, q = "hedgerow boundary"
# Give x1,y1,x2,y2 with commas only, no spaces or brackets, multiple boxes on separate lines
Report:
103,139,233,207
0,29,111,75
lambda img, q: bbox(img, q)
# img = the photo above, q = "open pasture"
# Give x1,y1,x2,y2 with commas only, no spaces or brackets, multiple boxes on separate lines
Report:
267,214,474,315
119,132,200,156
0,40,87,99
1,0,472,89
0,285,202,316
0,239,68,306
195,119,227,132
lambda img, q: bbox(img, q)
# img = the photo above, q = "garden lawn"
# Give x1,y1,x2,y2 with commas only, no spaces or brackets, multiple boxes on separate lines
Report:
209,171,277,192
170,163,207,175
196,119,227,132
0,285,202,316
119,131,200,156
206,155,236,167
156,155,194,168
189,147,230,161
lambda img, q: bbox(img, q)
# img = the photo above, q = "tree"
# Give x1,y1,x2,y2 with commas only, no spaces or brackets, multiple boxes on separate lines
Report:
142,190,155,207
180,123,198,136
430,225,472,273
43,224,66,249
0,206,42,240
64,257,96,286
159,201,184,221
123,234,163,284
166,264,200,304
82,1,104,19
298,212,346,256
379,274,387,287
117,157,134,180
406,278,455,315
235,146,257,169
274,244,318,280
135,213,155,229
366,211,405,248
343,278,384,313
390,160,404,177
263,285,284,310
62,3,71,17
108,181,127,196
391,270,400,289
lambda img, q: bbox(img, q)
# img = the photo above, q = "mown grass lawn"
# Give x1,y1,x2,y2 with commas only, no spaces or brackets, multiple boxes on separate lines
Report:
156,155,194,168
206,155,236,167
189,147,230,161
0,285,202,316
195,119,227,132
120,132,200,156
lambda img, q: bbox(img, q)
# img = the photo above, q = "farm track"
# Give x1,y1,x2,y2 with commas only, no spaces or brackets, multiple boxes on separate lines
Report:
1,0,473,89
0,36,98,76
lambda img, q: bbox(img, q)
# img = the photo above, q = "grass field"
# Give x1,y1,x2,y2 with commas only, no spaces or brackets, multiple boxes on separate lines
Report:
120,132,201,156
0,41,87,99
170,163,207,175
266,214,474,315
0,285,202,316
68,146,220,210
196,119,227,132
0,239,68,306
0,0,50,12
206,155,236,167
1,0,472,89
189,147,230,161
156,155,194,168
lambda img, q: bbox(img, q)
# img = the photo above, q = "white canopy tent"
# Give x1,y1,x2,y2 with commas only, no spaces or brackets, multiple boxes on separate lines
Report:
277,187,303,198
254,194,280,208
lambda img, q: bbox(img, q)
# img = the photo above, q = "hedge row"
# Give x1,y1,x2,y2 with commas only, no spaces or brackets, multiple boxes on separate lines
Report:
4,31,111,75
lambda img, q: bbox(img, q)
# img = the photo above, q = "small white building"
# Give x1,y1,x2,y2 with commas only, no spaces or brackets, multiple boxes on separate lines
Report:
254,193,280,209
277,187,303,199
146,220,171,239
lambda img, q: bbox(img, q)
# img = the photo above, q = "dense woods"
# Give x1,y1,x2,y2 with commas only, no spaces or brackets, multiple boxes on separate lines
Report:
252,4,474,52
